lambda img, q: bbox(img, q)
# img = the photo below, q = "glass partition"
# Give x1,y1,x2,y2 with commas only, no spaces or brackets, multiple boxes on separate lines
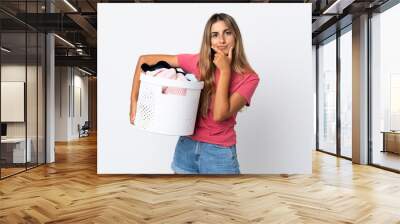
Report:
38,32,45,165
317,36,337,155
339,28,352,158
1,31,28,177
371,3,400,171
0,1,46,179
27,30,38,169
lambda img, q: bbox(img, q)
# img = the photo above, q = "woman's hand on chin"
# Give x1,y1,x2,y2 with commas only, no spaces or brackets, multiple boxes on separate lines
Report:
212,46,233,73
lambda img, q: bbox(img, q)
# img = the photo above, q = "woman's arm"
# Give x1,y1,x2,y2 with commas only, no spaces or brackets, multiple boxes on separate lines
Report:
130,54,179,124
213,72,247,122
212,47,247,122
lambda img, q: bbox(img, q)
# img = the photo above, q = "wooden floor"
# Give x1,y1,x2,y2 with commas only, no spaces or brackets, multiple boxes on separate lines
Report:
373,150,400,171
1,163,45,178
1,134,400,223
0,167,26,178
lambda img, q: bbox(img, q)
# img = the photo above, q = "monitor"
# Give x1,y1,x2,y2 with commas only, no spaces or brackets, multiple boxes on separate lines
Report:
1,123,7,137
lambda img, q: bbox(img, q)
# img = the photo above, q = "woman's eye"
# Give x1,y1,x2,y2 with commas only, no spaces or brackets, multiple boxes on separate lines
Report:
226,31,232,35
211,33,218,38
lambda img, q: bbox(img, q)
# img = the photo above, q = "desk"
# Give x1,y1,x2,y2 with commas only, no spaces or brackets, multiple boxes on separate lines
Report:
1,138,31,163
381,131,400,154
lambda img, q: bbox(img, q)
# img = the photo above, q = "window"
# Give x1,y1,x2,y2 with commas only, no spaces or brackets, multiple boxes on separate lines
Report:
340,28,352,158
371,2,400,171
318,36,337,155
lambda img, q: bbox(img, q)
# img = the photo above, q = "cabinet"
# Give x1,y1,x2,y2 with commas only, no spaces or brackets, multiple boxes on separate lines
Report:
382,131,400,154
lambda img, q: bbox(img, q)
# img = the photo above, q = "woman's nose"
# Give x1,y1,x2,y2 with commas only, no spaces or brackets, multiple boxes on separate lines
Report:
218,35,226,43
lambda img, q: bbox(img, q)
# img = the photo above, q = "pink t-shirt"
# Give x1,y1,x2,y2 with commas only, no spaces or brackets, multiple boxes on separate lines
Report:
177,53,260,147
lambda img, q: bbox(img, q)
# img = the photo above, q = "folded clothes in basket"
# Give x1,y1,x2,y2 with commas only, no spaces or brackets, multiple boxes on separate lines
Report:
142,61,199,81
141,60,171,72
143,66,199,96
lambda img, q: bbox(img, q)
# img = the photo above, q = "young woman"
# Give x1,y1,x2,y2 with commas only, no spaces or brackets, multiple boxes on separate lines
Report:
130,13,260,174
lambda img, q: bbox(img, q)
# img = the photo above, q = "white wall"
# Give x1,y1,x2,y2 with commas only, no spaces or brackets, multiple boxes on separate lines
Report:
98,3,313,174
55,66,68,141
313,45,317,138
72,71,89,138
1,66,26,126
55,67,89,141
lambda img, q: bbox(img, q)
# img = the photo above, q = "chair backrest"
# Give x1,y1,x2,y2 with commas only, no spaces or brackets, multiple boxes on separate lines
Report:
82,121,90,129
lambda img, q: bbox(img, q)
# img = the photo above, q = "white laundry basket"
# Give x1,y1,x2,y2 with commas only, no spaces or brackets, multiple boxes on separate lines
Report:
134,73,204,135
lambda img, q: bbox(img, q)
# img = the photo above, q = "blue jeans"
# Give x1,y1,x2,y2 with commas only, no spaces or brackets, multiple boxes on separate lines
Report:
171,136,241,174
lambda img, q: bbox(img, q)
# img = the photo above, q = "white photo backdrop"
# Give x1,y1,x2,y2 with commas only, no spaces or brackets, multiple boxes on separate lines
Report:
98,3,313,174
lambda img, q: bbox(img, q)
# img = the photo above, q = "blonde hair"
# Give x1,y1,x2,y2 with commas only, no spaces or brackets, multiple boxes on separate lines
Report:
198,13,253,117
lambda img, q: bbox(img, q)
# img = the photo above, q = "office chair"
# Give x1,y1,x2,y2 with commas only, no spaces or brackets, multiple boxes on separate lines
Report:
79,121,90,138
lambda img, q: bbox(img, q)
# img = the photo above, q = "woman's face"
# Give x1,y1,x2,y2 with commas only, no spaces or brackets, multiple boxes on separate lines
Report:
210,20,235,56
